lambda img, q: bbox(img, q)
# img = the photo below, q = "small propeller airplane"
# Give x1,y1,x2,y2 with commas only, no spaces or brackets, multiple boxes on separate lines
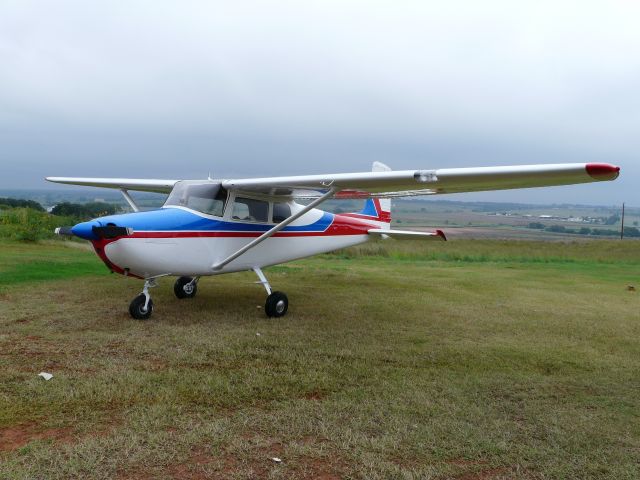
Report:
47,162,620,319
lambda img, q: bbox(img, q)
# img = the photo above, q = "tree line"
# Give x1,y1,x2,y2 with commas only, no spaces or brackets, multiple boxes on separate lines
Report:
528,222,640,237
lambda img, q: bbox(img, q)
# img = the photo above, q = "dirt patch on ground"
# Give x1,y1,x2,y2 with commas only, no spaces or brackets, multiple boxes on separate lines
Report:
0,423,75,452
165,447,216,480
160,436,348,479
454,467,511,480
302,390,326,401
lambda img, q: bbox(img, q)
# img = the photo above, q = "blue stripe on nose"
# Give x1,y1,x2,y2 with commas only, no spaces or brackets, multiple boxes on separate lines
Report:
71,220,100,240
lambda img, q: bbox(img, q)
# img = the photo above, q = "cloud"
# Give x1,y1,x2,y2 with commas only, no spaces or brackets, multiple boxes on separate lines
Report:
0,0,637,203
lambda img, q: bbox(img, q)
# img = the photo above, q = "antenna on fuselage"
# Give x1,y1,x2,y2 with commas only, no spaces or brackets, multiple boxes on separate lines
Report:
207,172,213,181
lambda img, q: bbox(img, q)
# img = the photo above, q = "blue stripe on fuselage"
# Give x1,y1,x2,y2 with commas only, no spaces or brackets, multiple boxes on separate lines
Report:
93,207,334,232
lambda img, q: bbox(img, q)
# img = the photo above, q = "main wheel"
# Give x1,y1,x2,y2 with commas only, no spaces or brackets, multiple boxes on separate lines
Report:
129,294,153,320
174,277,197,299
265,291,288,318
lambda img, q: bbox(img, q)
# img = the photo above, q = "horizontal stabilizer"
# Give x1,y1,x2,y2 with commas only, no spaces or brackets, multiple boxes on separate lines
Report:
368,228,447,241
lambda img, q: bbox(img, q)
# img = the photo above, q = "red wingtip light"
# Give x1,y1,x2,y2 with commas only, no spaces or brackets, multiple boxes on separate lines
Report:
586,163,620,181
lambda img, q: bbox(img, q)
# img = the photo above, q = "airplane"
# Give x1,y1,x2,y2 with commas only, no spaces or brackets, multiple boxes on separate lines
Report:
47,162,620,320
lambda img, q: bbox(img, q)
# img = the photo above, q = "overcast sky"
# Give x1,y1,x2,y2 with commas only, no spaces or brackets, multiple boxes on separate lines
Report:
1,0,638,204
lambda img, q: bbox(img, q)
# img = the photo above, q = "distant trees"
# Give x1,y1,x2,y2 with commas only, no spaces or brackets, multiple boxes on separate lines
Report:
525,222,637,238
51,202,120,218
0,197,44,211
623,227,640,238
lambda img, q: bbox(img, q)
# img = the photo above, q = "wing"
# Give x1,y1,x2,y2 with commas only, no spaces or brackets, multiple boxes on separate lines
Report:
45,177,179,193
222,163,620,199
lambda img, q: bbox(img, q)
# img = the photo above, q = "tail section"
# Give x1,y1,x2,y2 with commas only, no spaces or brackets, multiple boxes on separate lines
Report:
343,162,392,226
355,198,391,224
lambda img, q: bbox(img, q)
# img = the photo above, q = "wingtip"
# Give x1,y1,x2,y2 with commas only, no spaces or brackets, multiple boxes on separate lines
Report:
436,229,447,241
586,163,620,181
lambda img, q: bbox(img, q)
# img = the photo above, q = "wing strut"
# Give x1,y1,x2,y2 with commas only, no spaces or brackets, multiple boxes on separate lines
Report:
211,189,336,271
120,189,140,212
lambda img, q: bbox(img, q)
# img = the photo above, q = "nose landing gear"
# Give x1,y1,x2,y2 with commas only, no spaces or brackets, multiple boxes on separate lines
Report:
129,278,157,320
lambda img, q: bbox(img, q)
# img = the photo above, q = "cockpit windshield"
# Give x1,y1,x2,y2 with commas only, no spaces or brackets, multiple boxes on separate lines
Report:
163,181,227,217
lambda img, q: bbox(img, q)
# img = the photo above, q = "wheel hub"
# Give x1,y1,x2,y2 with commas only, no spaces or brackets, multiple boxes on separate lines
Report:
275,300,286,314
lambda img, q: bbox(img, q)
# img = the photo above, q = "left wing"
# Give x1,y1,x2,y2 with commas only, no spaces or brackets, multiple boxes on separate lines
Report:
45,177,179,193
222,163,620,199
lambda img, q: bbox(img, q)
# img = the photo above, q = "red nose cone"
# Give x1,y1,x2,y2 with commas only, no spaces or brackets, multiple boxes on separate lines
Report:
586,163,620,181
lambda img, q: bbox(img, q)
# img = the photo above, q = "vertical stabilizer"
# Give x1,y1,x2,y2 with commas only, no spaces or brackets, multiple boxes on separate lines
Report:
343,162,392,226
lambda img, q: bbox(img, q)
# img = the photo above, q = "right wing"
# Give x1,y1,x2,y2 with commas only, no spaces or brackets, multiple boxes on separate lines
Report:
222,163,620,199
45,177,179,193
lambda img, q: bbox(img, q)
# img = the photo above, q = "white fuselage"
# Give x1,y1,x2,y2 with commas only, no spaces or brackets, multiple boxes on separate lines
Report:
85,206,381,279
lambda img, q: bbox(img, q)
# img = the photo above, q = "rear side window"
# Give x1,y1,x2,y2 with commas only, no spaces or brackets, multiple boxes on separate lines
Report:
272,202,291,223
232,197,269,222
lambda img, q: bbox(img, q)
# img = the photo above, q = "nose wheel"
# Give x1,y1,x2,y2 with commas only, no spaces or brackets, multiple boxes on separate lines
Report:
254,267,289,318
129,278,157,320
129,294,153,320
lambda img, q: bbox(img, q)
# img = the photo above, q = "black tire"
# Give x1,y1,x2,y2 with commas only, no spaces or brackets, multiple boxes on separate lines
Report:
129,294,153,320
174,276,197,299
265,291,288,318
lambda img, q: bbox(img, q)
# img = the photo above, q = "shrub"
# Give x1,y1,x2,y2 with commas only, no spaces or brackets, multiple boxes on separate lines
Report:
0,208,76,242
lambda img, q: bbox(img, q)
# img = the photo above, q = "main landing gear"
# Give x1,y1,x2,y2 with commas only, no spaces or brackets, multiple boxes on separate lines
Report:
174,276,198,299
253,267,289,318
128,270,288,320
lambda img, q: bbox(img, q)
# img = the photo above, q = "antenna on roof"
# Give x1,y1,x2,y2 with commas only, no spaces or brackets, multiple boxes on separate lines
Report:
208,172,213,181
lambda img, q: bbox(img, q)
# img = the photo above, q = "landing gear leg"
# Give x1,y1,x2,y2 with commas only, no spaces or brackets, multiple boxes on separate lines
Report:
253,267,288,318
129,279,157,320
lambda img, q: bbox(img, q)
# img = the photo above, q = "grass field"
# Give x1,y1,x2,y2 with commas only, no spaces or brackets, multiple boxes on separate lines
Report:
0,239,639,479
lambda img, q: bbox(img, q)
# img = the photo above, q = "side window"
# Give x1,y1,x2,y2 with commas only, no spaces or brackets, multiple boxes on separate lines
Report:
272,202,291,223
164,183,227,217
187,195,224,217
232,197,269,222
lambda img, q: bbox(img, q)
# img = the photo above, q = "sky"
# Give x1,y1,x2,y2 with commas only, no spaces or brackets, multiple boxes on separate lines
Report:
0,0,638,205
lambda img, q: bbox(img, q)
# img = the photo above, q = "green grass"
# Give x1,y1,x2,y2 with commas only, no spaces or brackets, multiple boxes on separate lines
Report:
0,239,638,479
0,241,107,290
